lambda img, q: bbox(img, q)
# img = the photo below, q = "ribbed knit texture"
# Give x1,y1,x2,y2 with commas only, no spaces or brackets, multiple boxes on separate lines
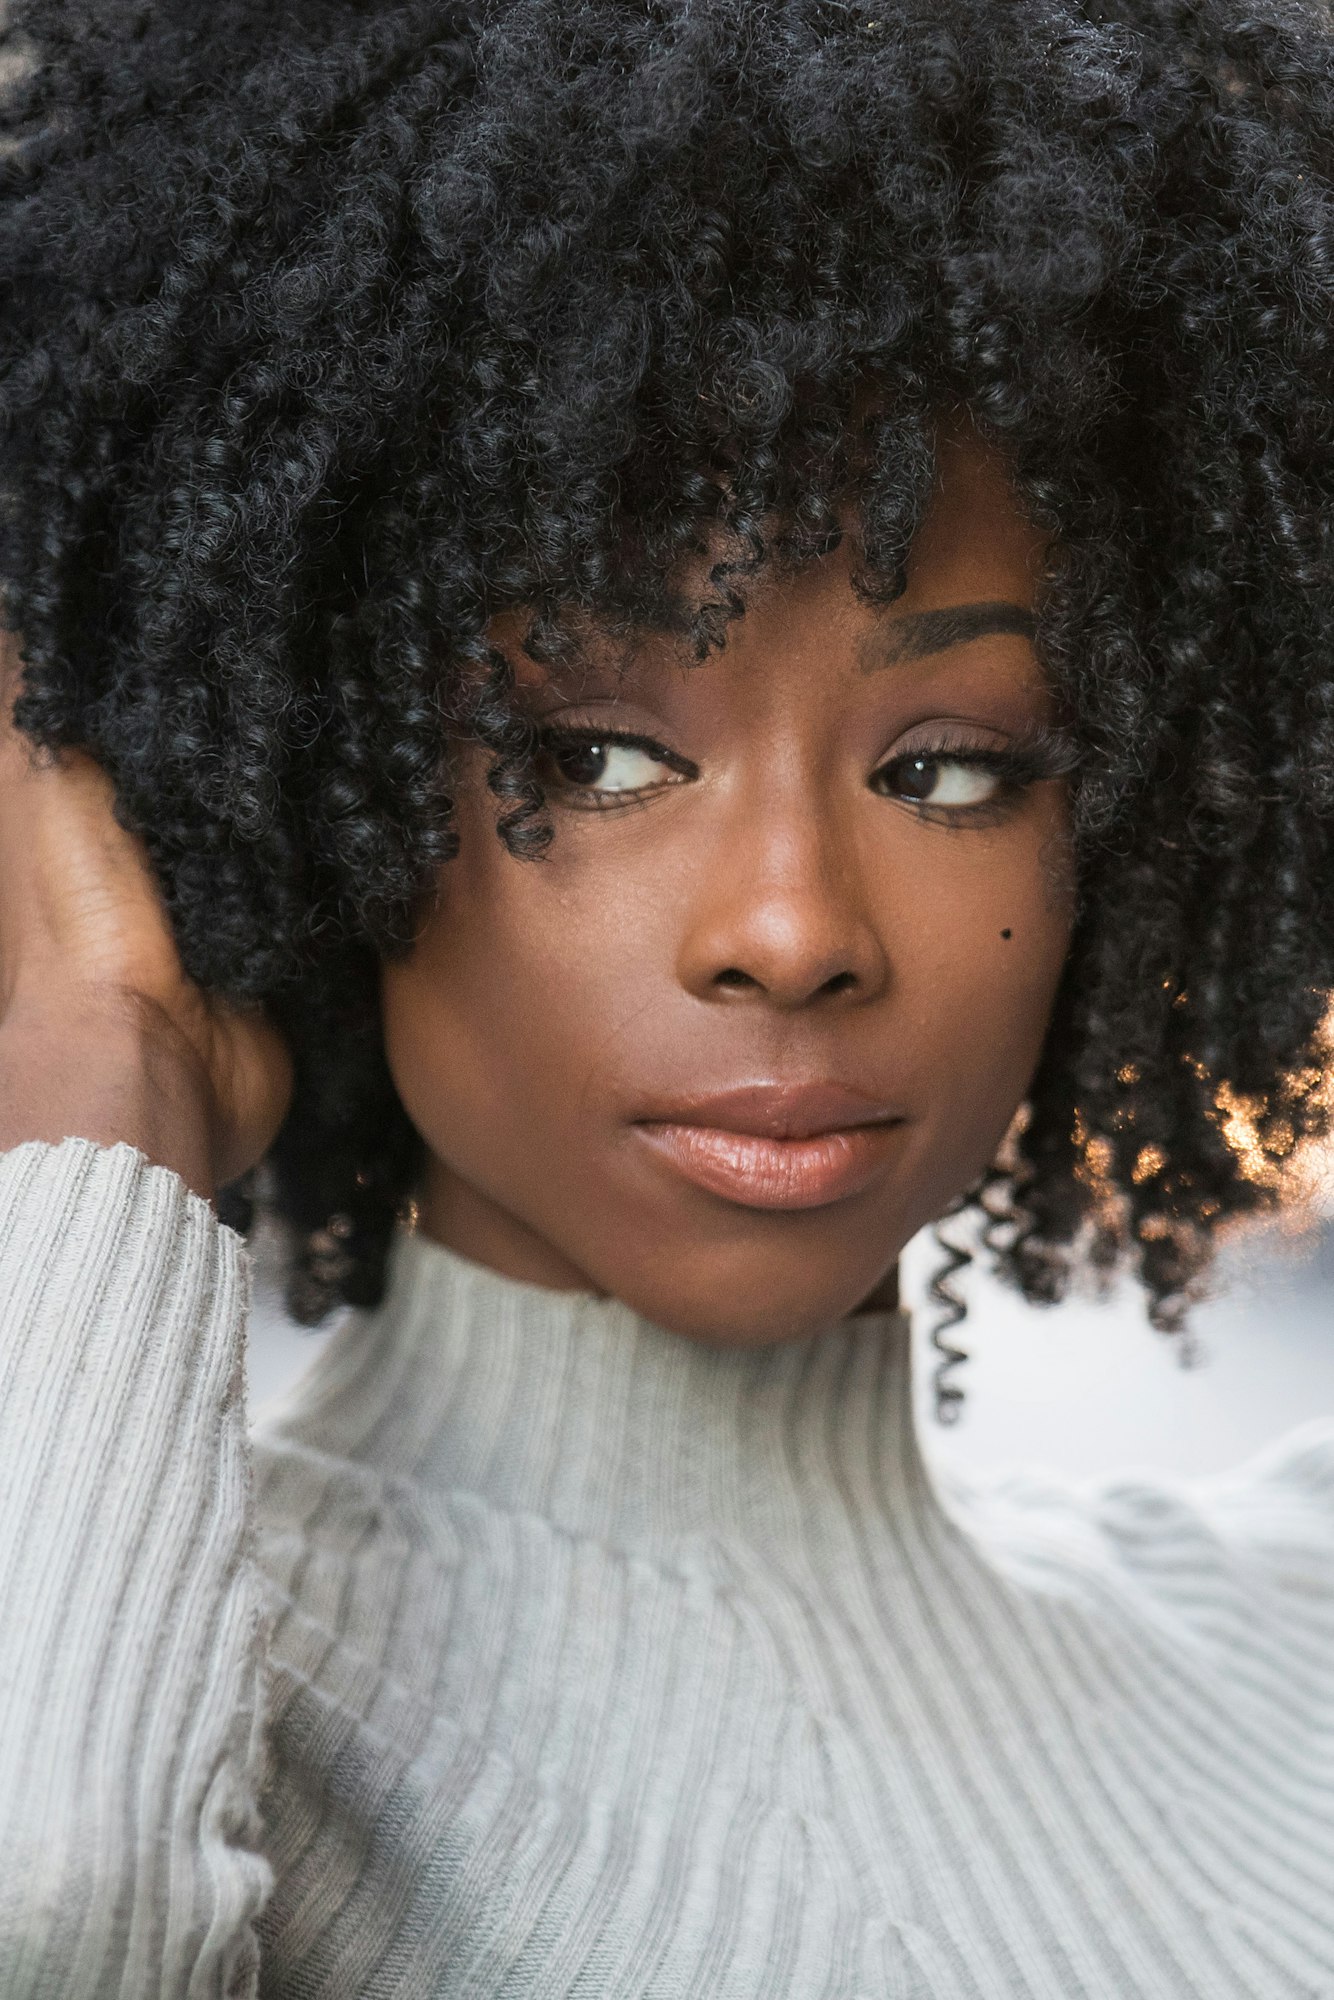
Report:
2,1138,1332,1997
0,1139,266,1999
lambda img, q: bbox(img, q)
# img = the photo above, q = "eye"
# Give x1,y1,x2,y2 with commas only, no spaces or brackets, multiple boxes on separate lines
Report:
540,730,691,802
873,752,1004,810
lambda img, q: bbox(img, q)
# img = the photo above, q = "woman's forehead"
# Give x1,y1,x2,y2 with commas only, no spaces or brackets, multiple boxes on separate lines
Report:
491,426,1048,690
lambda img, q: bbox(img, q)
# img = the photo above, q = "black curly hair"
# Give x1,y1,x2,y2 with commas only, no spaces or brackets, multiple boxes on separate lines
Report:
2,0,1333,1404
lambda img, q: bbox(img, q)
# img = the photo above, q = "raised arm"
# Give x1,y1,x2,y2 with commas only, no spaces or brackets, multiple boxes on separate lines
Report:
0,633,292,1995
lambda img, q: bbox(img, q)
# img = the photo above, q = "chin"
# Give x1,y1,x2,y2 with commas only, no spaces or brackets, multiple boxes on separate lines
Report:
611,1260,893,1349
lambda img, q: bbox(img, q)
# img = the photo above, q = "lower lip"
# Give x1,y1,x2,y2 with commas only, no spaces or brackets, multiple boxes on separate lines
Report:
635,1120,903,1210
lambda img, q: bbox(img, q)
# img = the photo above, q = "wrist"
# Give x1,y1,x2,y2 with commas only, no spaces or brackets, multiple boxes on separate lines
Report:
0,995,219,1200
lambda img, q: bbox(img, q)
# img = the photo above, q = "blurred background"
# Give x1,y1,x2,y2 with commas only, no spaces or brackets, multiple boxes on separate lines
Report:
897,1195,1334,1478
246,1168,1334,1482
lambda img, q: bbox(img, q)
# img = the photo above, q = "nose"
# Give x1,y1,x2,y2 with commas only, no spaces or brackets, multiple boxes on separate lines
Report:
676,786,890,1011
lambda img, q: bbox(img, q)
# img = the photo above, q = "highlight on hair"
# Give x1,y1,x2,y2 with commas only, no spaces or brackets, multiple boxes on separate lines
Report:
2,0,1333,1405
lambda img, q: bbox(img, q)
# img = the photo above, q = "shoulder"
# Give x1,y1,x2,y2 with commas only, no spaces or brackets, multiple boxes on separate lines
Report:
950,1421,1334,1651
1176,1420,1334,1604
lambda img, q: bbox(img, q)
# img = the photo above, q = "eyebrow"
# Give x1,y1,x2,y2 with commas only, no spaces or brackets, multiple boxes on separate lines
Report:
858,600,1037,673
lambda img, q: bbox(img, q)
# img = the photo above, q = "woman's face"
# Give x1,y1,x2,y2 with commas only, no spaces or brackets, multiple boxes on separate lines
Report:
382,432,1075,1344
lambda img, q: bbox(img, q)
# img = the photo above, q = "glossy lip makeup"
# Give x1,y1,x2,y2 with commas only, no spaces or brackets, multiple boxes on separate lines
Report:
633,1082,906,1211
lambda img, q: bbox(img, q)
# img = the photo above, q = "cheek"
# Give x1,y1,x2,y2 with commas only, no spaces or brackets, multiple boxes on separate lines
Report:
382,907,544,1175
895,814,1074,1187
379,831,648,1190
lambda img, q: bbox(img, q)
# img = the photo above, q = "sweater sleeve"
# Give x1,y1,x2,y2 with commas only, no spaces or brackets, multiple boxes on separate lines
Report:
0,1139,272,1998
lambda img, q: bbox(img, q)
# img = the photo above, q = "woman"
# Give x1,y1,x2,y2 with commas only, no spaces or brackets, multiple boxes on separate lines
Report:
1,0,1333,1993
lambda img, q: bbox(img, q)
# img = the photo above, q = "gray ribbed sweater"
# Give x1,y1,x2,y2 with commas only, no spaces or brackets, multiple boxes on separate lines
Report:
2,1137,1333,1998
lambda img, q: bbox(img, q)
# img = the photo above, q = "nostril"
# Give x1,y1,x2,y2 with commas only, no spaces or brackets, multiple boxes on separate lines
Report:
821,970,858,997
714,967,759,990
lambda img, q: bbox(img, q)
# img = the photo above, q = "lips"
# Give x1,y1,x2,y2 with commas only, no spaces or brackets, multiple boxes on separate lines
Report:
633,1082,905,1211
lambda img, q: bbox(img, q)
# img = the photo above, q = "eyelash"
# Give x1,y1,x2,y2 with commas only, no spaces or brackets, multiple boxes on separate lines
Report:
535,728,698,811
536,724,1073,819
870,728,1074,825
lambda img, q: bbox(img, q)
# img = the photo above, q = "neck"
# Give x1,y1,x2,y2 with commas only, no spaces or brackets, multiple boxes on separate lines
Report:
274,1230,931,1555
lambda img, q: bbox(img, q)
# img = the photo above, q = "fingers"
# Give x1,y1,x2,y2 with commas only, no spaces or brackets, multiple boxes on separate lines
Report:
0,625,295,1186
0,628,144,890
0,629,177,1007
0,624,18,701
0,626,34,774
0,628,80,807
0,629,109,803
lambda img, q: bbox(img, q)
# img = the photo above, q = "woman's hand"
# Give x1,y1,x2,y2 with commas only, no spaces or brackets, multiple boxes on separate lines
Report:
0,633,293,1200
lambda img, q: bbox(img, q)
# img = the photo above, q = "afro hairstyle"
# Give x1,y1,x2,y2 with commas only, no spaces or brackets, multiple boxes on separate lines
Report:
2,0,1334,1409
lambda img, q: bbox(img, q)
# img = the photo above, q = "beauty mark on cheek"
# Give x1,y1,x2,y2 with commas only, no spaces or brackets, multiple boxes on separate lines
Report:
1001,928,1013,940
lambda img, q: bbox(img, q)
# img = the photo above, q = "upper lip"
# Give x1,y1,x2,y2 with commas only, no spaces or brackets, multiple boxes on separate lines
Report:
634,1082,903,1141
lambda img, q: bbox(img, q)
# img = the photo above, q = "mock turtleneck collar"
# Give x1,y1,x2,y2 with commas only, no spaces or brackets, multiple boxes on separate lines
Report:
269,1226,945,1552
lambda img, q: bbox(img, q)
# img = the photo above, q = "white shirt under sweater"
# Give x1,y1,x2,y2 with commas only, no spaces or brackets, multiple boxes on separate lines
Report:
2,1140,1333,1998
